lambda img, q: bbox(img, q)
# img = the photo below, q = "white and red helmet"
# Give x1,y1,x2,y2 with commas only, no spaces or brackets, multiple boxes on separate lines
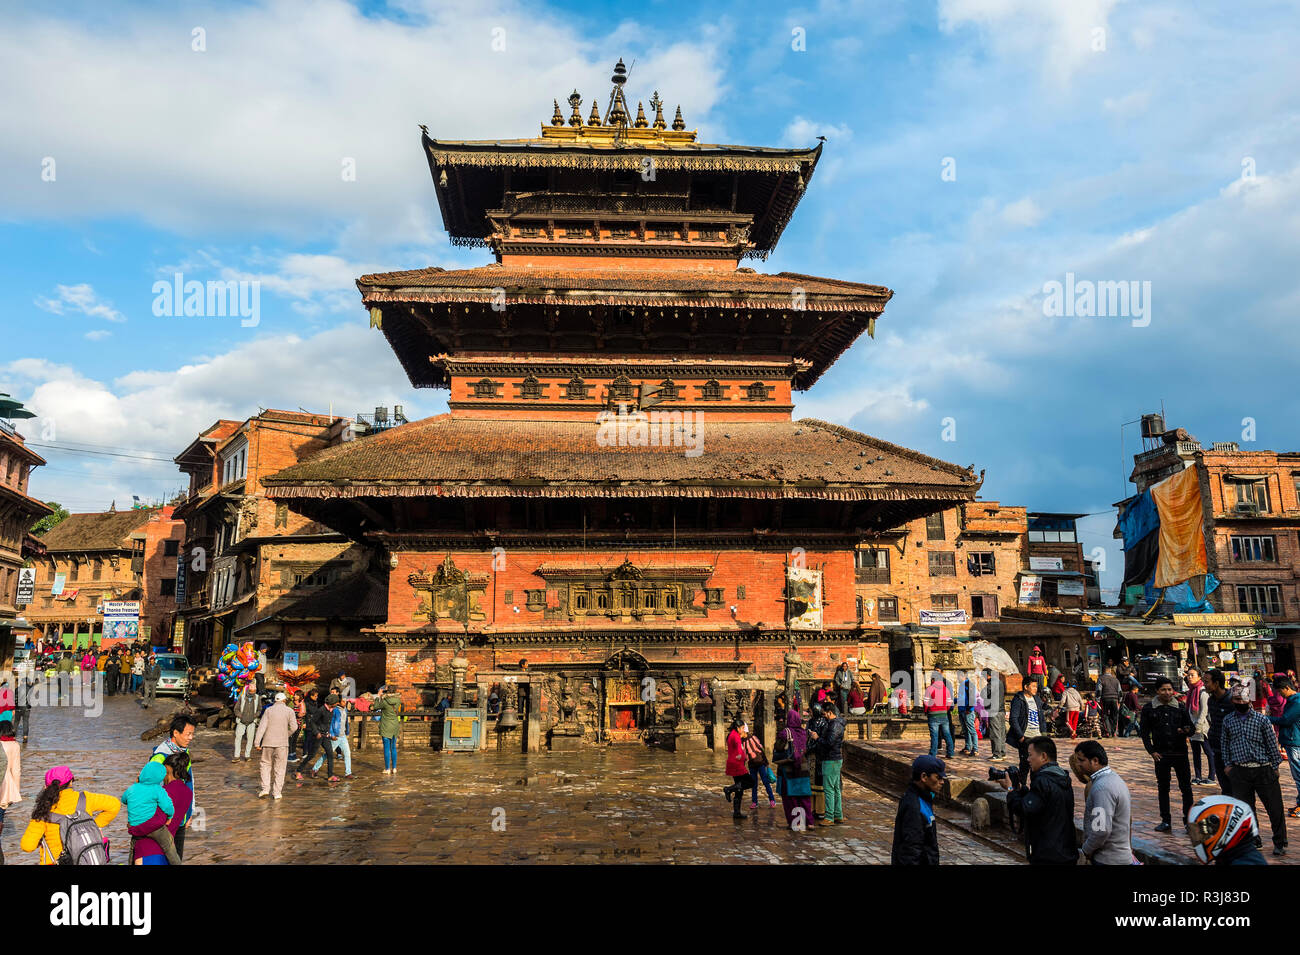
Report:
1187,795,1257,864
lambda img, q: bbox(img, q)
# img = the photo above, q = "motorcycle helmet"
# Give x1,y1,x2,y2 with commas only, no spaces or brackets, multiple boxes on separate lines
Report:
1187,795,1257,864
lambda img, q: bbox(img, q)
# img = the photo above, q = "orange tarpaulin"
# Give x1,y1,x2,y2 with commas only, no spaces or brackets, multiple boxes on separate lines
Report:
1151,466,1208,588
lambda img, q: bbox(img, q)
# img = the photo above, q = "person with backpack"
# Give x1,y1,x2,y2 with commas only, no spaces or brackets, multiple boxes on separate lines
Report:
232,681,261,762
742,722,775,810
19,766,120,865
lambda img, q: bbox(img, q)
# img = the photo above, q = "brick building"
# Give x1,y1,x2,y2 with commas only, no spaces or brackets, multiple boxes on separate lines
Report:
23,505,182,649
171,411,383,685
0,416,52,667
1021,512,1089,610
1127,423,1300,672
262,63,980,749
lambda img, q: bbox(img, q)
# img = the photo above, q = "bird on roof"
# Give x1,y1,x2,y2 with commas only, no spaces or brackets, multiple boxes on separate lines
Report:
816,135,826,142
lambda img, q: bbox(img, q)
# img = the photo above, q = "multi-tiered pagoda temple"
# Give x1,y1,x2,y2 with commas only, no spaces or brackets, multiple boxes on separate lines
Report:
262,61,979,750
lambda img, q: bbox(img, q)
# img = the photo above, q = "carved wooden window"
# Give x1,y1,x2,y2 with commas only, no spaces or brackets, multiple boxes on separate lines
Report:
736,585,746,600
503,590,513,603
642,590,656,610
745,381,774,401
595,591,609,610
610,375,635,401
92,559,102,581
657,379,683,400
879,597,899,622
609,226,636,239
473,378,503,398
275,503,288,528
703,587,724,608
518,375,545,400
565,377,591,400
515,225,543,238
525,589,545,611
664,590,678,610
698,379,725,400
573,590,589,611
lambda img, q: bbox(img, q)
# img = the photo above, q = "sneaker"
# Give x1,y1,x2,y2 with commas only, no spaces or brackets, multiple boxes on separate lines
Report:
1154,821,1172,833
344,773,354,780
1289,806,1300,819
1191,776,1203,785
272,794,282,800
750,802,758,809
769,800,777,808
833,818,846,825
732,812,747,820
295,772,303,781
232,757,241,763
257,791,269,798
328,776,340,782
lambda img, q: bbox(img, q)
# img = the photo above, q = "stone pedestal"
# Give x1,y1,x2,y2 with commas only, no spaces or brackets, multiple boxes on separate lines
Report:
451,655,468,708
674,723,709,751
495,724,521,752
549,724,583,751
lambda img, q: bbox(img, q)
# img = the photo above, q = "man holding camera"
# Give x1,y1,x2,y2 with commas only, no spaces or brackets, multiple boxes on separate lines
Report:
998,735,1077,864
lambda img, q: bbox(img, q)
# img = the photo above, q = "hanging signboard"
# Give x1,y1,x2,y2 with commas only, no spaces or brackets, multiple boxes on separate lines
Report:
175,549,187,604
786,566,823,631
1019,575,1042,604
919,609,968,626
282,652,299,671
1029,557,1064,571
1173,613,1261,627
1058,579,1086,597
51,572,66,595
16,567,35,605
101,600,141,642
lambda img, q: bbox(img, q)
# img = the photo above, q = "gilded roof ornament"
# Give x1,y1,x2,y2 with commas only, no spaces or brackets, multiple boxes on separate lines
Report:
650,91,666,130
672,105,685,131
567,90,583,126
588,100,603,126
633,101,648,128
551,99,564,126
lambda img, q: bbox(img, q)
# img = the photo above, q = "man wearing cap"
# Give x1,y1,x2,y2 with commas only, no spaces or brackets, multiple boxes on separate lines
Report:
1221,683,1288,855
254,691,299,800
891,755,944,865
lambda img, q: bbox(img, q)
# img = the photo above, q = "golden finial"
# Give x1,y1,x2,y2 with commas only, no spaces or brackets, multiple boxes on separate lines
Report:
567,90,583,126
633,102,648,128
588,100,602,126
551,99,564,126
672,105,685,131
650,91,666,130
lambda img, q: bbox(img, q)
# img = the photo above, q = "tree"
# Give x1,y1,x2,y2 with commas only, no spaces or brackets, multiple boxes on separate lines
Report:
31,501,69,536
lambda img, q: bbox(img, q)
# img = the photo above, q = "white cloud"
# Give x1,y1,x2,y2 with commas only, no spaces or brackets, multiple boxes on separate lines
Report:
1000,198,1044,228
938,0,1123,85
782,117,852,146
1103,89,1151,117
34,284,126,323
3,322,444,510
84,330,111,341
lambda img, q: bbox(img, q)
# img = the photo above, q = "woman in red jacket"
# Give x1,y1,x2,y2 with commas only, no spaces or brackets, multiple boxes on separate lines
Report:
722,717,753,820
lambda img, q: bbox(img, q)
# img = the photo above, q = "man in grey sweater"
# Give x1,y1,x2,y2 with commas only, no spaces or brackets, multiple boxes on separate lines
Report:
1074,740,1132,865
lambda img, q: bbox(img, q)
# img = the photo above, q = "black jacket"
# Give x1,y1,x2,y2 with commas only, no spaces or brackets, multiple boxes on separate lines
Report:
1008,762,1077,864
1139,701,1192,755
1007,691,1050,745
891,783,940,865
305,701,331,736
1097,673,1122,701
816,716,845,761
1206,690,1233,748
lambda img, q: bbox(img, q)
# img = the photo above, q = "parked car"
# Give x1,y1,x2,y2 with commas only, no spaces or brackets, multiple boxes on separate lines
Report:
153,653,190,696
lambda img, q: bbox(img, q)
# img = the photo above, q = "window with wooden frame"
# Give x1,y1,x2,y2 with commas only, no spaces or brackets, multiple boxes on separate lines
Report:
968,552,995,576
745,381,774,401
928,552,956,576
971,594,998,618
698,379,725,400
878,596,899,621
931,593,958,610
472,378,503,398
1231,535,1276,562
926,511,945,540
564,377,592,400
518,375,545,400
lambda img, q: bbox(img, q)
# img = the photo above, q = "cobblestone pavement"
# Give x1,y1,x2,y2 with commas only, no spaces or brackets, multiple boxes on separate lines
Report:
868,733,1300,864
1,696,1016,865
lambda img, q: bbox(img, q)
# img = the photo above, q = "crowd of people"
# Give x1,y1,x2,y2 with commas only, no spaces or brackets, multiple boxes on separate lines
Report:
890,656,1300,866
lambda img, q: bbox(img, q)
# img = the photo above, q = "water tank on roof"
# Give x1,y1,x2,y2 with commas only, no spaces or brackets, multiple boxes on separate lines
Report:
1140,413,1165,438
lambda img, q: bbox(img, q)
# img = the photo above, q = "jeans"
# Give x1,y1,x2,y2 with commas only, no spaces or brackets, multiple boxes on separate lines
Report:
1229,764,1287,849
1154,751,1193,825
962,710,979,753
987,713,1007,758
11,708,29,743
142,681,157,707
1286,746,1300,805
234,721,257,758
927,712,955,757
821,759,843,821
382,734,397,770
749,764,774,804
296,730,332,777
313,735,352,776
1102,700,1120,737
1191,739,1217,781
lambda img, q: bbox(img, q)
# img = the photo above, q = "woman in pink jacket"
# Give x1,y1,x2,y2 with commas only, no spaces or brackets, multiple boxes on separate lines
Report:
721,717,753,821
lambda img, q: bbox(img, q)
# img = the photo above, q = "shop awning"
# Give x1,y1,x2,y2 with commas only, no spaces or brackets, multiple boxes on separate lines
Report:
1103,623,1273,643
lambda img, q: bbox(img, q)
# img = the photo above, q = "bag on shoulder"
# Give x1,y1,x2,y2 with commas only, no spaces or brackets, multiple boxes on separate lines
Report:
56,791,108,866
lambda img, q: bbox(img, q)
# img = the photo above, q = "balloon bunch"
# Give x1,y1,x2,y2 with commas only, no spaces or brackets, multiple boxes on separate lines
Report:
216,641,262,699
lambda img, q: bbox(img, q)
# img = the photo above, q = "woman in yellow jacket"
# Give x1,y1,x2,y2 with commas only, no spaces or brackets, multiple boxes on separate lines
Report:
20,766,120,865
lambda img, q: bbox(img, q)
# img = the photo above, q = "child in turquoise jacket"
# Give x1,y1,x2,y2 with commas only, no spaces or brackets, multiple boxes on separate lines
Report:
121,761,182,865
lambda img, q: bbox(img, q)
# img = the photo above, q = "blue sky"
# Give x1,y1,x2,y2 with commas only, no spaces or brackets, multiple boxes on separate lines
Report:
3,0,1299,603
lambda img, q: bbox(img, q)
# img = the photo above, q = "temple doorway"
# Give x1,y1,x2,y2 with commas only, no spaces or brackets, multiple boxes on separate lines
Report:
602,648,649,743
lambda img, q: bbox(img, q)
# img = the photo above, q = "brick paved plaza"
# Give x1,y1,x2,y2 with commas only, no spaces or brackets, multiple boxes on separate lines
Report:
0,696,1016,865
